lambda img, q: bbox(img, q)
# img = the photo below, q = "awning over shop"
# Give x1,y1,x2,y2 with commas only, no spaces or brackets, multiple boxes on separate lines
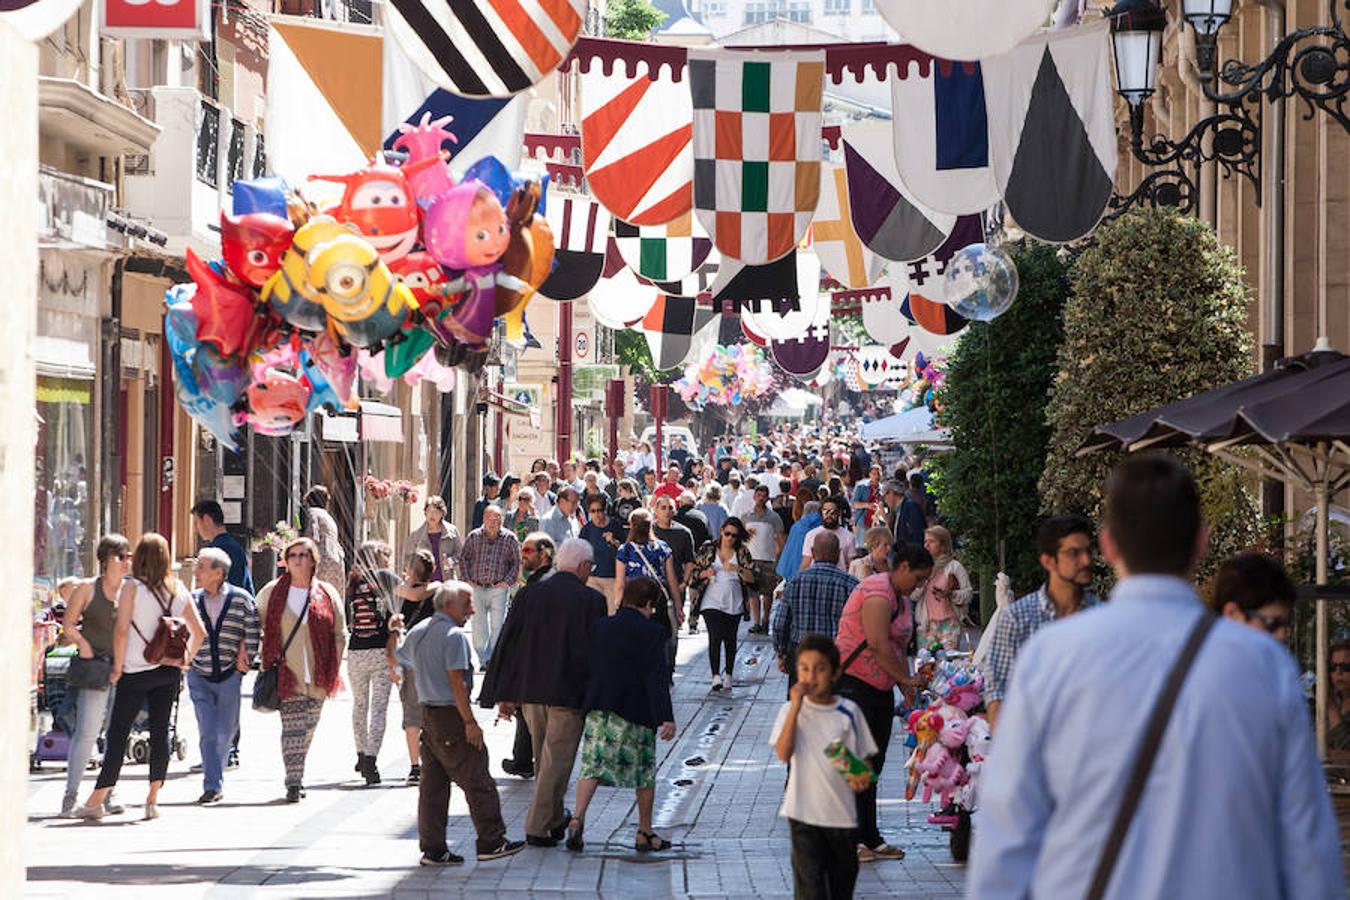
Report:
362,401,404,443
318,401,405,443
860,406,952,447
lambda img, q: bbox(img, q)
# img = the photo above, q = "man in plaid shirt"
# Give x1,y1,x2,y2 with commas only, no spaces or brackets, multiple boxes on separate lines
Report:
982,515,1099,729
457,505,521,670
771,532,859,691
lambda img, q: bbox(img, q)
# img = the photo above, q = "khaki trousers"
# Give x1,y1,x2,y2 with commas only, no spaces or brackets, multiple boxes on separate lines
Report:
588,576,617,613
521,703,586,838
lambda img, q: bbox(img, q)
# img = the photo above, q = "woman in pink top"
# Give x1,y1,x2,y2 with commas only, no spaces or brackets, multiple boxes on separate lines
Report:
834,543,932,860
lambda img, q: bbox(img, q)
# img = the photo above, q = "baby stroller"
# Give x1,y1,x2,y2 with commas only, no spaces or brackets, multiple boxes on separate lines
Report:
31,644,81,770
126,678,188,765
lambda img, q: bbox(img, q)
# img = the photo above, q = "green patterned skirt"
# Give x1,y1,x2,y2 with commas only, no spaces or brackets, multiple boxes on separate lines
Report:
579,709,657,789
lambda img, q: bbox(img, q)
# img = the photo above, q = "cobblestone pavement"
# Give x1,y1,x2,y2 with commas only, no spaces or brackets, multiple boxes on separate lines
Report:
26,628,969,898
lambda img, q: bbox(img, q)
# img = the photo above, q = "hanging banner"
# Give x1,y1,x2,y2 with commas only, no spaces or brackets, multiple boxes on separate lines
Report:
690,49,826,265
642,295,719,370
537,194,611,301
812,163,883,290
841,119,955,264
613,212,714,284
741,253,823,341
876,0,1055,62
897,213,982,336
385,0,585,98
890,57,1001,215
101,0,209,39
580,59,693,226
982,21,1117,244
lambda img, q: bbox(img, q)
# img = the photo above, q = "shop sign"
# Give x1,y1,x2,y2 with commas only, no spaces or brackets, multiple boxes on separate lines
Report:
100,0,210,41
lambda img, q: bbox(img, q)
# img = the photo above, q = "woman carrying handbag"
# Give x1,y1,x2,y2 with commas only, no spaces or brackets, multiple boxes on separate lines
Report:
58,533,132,817
254,537,347,803
73,534,206,821
687,518,756,692
614,509,684,674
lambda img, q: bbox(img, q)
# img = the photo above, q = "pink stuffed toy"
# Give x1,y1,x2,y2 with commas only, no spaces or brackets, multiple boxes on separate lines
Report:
935,704,970,749
915,744,969,806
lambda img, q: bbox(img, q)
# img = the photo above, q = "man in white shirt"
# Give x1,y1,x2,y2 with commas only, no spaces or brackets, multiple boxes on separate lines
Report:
970,454,1344,900
801,496,856,573
742,485,786,635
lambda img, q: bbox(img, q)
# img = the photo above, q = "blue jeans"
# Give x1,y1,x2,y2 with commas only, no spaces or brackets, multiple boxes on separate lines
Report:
64,685,113,797
187,670,242,792
470,586,510,667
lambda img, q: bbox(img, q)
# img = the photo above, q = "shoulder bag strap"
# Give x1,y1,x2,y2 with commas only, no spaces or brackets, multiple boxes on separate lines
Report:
275,594,312,664
839,592,903,677
128,582,170,645
1085,612,1217,900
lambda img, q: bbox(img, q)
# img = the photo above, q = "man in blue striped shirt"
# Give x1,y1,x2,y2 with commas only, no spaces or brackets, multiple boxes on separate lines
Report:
771,532,859,691
187,548,259,805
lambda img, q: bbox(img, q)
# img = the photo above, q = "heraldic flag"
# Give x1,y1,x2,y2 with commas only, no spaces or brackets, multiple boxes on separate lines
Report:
690,49,826,266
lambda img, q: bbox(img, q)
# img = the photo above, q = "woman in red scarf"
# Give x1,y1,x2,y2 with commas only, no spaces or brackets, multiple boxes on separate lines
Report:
256,537,346,802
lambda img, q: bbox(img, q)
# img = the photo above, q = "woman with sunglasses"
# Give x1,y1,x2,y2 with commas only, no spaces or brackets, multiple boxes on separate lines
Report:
688,518,756,692
255,537,347,802
504,488,540,543
59,533,132,816
1208,551,1294,641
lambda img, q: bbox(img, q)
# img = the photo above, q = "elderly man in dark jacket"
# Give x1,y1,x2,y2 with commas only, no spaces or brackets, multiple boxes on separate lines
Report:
480,537,607,847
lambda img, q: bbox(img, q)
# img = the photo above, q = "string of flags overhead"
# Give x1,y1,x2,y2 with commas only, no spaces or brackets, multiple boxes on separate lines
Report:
245,5,1117,405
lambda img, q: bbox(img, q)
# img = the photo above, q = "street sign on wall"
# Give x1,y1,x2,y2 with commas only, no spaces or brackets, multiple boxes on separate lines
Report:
100,0,210,40
573,299,595,362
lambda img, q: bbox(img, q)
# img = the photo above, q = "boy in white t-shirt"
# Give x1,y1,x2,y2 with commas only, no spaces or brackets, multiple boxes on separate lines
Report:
771,634,878,899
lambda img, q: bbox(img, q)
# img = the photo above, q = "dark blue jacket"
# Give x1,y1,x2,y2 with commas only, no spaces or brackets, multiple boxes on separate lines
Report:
209,532,254,595
895,497,929,547
582,607,674,730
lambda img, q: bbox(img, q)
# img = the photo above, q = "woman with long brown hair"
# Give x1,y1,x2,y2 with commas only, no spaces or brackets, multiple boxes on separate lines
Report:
255,536,347,802
73,533,205,820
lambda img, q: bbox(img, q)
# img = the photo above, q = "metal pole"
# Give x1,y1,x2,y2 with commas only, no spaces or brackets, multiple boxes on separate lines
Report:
557,300,573,462
493,368,505,476
1315,445,1329,756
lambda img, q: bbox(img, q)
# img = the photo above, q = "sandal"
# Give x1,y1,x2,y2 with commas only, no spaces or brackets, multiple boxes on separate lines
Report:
566,817,585,853
635,830,669,852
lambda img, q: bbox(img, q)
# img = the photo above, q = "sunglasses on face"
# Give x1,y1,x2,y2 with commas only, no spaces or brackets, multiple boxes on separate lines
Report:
1245,610,1289,634
285,552,308,561
521,547,538,555
1330,663,1350,673
721,530,738,538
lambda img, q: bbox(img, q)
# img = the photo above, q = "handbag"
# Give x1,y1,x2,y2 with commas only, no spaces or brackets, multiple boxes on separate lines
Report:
131,585,189,666
628,542,675,630
253,594,310,712
1084,612,1216,900
68,654,113,690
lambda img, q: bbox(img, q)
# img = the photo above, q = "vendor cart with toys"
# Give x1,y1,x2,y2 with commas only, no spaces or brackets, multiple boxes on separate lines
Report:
901,648,991,863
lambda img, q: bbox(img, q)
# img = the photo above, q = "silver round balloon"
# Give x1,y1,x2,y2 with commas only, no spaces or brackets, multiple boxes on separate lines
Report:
943,243,1019,322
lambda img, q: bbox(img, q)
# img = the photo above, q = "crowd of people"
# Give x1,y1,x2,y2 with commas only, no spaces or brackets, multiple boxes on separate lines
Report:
42,423,1347,899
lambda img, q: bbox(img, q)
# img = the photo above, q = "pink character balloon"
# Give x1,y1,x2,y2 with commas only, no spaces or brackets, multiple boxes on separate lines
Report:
421,180,527,352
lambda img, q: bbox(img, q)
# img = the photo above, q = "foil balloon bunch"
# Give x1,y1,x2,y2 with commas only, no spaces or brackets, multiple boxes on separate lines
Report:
165,122,554,446
673,343,775,410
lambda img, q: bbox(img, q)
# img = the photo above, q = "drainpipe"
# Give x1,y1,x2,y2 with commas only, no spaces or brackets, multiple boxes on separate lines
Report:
1259,0,1287,521
103,259,125,535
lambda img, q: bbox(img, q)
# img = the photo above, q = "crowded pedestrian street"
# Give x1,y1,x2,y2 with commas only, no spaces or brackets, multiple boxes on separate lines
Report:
9,0,1350,897
26,630,967,899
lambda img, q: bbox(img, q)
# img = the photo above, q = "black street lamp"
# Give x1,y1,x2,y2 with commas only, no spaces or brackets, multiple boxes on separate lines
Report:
1106,0,1349,218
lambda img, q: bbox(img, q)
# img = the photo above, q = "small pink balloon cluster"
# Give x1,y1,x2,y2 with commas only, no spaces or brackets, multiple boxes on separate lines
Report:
673,344,775,410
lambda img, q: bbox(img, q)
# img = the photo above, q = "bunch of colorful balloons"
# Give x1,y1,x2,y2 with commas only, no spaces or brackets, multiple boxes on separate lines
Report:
165,113,555,450
900,352,945,413
673,343,775,410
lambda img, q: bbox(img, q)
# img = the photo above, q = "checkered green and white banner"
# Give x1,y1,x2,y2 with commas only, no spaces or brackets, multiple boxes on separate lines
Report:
689,49,826,266
613,212,714,284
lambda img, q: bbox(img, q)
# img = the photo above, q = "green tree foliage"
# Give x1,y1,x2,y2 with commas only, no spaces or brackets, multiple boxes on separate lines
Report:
604,0,666,39
928,242,1072,594
1039,208,1258,579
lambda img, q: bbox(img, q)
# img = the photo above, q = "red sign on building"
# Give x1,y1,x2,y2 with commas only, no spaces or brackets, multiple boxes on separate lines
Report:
101,0,210,40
